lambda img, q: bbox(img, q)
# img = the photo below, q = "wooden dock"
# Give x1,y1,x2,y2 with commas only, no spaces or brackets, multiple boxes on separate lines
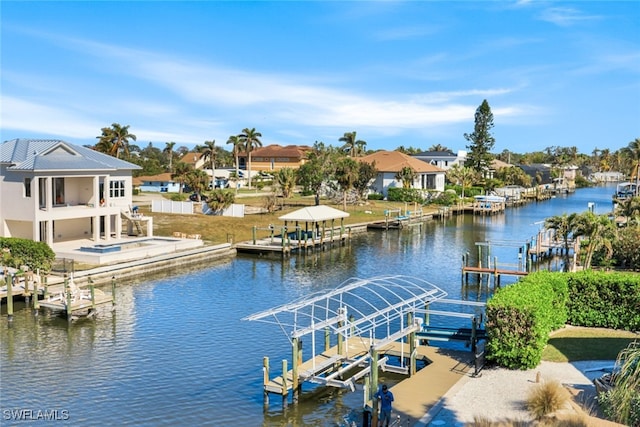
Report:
2,271,115,321
235,231,350,255
264,338,473,423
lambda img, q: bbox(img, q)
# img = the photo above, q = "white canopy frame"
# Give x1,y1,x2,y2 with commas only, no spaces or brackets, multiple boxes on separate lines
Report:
243,275,448,385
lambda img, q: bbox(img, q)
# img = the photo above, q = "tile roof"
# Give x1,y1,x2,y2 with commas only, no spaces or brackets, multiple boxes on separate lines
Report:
1,138,141,171
358,150,445,173
242,144,312,158
137,173,175,182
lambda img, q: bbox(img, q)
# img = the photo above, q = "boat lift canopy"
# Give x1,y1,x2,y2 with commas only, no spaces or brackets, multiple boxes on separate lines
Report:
242,275,448,344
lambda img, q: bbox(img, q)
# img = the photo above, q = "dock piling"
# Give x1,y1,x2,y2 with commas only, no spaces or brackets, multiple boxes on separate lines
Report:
6,274,14,323
111,276,116,309
281,359,288,407
263,356,270,407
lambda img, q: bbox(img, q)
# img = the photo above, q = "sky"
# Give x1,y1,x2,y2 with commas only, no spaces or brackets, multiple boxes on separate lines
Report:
1,1,639,156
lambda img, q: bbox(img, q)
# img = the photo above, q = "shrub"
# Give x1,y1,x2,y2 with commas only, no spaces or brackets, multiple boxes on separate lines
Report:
527,380,570,420
566,271,640,331
485,272,567,369
598,341,640,426
367,193,384,200
430,191,458,206
612,226,640,270
387,187,424,203
0,237,56,273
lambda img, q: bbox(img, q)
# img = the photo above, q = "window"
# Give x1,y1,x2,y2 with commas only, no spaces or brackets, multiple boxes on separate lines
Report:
109,180,125,198
24,178,32,197
53,178,65,205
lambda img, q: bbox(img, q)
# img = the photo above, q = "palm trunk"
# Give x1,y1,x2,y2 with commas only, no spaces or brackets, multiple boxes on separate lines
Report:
248,153,252,188
234,154,239,194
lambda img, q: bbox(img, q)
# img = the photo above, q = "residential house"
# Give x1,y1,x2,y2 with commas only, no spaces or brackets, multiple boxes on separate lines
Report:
411,150,467,170
0,138,147,247
358,150,446,197
179,152,206,170
136,173,181,193
238,145,312,172
518,164,553,186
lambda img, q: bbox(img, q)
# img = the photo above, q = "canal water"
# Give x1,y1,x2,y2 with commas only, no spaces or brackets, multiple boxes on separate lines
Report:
0,185,616,426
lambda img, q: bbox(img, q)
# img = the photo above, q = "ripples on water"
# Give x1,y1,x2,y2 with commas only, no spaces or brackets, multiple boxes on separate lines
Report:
0,186,616,426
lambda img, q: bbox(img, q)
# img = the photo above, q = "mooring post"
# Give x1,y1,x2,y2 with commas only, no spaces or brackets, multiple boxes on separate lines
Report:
281,227,287,249
89,276,96,312
324,327,330,352
337,308,345,355
111,276,116,308
32,273,40,313
43,275,49,300
66,278,72,322
6,274,14,323
424,302,430,327
478,245,482,269
252,226,257,245
291,337,299,404
408,313,416,376
24,273,30,307
263,356,270,407
370,346,379,427
493,256,499,287
471,317,478,354
281,359,288,407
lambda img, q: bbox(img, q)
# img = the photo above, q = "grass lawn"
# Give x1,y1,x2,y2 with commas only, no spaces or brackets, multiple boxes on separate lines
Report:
543,325,640,362
140,192,443,244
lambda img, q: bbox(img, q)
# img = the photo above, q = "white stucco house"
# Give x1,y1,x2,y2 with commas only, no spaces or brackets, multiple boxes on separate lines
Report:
0,138,150,247
358,150,446,197
412,150,467,170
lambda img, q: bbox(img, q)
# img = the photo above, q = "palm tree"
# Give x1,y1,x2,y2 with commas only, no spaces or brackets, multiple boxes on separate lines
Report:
238,128,262,188
334,157,359,211
96,123,136,159
226,135,244,193
185,169,209,199
339,131,366,157
274,167,297,199
164,142,176,171
395,166,417,189
574,212,615,269
544,213,579,272
621,138,640,196
446,164,478,199
429,144,451,153
199,140,216,189
172,162,193,194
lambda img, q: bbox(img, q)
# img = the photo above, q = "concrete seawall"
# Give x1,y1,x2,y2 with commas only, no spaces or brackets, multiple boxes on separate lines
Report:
51,243,236,287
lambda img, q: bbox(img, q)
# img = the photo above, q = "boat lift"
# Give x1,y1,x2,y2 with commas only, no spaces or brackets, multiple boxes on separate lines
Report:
243,275,450,408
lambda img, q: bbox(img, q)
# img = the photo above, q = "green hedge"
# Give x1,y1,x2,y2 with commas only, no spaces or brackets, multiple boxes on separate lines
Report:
566,271,640,331
485,271,567,369
387,187,424,203
485,270,639,369
0,237,56,273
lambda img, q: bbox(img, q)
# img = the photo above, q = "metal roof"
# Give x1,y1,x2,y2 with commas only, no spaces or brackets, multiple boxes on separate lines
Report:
243,275,447,342
278,205,350,222
1,138,141,171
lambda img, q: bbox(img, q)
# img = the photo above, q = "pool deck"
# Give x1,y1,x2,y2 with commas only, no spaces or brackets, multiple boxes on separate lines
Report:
52,236,204,265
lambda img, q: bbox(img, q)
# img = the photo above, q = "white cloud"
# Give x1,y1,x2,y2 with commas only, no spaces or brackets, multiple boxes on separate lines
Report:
538,7,600,27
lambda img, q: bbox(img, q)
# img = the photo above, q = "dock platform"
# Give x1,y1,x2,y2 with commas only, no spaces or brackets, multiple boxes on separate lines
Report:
235,232,349,255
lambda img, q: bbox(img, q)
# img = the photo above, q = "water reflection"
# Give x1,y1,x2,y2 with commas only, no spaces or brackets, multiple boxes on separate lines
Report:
0,185,617,426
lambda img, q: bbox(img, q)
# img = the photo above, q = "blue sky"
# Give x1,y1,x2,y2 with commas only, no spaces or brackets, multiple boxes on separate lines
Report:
2,1,639,156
